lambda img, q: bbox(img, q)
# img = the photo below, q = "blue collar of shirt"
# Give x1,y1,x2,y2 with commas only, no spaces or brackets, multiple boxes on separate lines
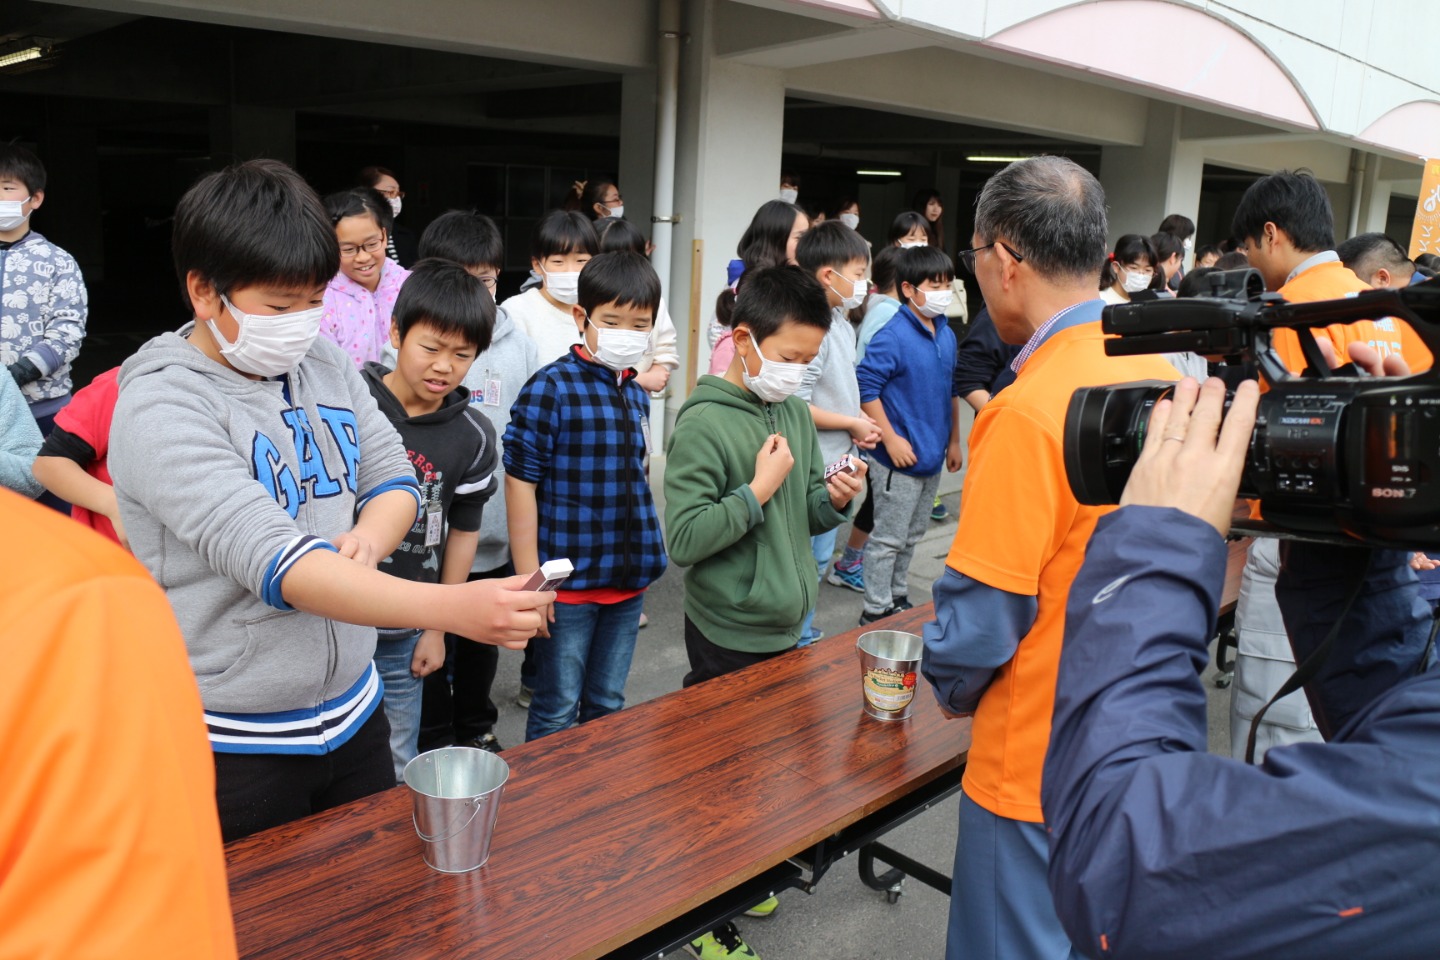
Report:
1010,298,1105,373
1285,250,1339,285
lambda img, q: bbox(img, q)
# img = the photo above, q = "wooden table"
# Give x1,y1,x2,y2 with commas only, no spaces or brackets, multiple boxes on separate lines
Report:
226,604,969,960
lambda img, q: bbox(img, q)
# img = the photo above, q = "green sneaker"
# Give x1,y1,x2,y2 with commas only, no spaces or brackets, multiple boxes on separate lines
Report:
744,895,780,918
686,922,759,959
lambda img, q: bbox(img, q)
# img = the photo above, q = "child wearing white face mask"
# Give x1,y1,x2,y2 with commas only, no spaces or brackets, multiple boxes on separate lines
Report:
1099,233,1160,306
109,160,554,842
665,264,866,670
0,143,89,453
503,252,667,743
664,265,866,959
501,210,599,364
793,221,883,644
855,246,963,625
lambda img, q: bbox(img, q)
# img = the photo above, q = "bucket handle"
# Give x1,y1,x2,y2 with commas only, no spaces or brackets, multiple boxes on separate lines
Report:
413,796,484,845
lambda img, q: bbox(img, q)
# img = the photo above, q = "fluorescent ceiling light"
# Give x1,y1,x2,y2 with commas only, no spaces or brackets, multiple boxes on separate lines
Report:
0,47,43,70
856,169,902,176
966,155,1032,163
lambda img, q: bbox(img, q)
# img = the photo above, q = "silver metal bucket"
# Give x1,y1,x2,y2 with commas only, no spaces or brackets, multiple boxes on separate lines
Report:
856,630,924,721
402,747,509,873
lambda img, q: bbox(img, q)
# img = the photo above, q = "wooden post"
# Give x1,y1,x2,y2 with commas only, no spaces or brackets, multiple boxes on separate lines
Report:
686,238,704,395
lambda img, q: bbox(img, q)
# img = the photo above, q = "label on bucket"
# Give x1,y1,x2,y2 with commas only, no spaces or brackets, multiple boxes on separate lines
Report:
864,667,917,712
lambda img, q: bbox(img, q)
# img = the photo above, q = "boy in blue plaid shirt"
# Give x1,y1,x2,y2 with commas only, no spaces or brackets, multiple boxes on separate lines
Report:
504,251,667,741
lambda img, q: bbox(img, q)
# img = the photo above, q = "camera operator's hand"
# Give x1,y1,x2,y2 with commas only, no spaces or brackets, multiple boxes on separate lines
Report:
1119,376,1259,538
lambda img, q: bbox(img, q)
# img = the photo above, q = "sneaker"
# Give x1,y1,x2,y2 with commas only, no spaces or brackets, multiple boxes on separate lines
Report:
686,922,759,959
859,606,896,626
891,596,913,613
826,561,865,593
515,684,533,709
744,895,780,918
930,497,949,522
463,733,503,753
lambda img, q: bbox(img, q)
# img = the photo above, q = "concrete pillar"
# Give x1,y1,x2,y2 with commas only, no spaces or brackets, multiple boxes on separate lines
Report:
210,105,297,166
1099,101,1203,248
1323,180,1353,241
668,0,787,411
1364,180,1396,235
619,69,658,235
1352,151,1382,240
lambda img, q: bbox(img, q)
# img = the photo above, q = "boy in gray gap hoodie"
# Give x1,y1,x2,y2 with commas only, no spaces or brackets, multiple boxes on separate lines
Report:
108,161,551,842
393,211,543,753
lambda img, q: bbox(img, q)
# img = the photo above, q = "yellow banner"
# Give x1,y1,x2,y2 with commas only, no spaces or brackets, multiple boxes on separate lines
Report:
1411,157,1440,259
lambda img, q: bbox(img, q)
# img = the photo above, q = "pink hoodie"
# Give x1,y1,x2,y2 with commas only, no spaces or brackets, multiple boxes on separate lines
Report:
320,257,411,369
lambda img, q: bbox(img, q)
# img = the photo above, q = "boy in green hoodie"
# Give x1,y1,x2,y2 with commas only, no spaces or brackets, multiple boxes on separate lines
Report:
665,264,868,960
666,263,868,680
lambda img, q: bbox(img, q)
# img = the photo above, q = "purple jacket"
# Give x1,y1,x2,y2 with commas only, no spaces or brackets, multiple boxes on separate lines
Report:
320,258,410,369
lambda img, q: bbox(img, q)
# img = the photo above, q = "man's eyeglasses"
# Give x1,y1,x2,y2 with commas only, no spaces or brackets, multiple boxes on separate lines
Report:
475,275,498,293
958,241,1024,275
339,237,386,259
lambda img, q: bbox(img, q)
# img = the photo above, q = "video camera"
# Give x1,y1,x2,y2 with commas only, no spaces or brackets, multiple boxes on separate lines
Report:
1064,269,1440,548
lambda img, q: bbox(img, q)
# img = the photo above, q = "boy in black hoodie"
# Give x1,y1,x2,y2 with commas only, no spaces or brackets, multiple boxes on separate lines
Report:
364,258,500,777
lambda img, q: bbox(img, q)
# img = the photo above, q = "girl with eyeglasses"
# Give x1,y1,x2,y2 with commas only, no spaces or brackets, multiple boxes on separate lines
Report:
1099,233,1159,306
320,187,412,369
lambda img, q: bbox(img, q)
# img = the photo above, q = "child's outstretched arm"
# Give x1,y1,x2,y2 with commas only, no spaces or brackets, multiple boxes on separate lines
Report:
281,550,550,649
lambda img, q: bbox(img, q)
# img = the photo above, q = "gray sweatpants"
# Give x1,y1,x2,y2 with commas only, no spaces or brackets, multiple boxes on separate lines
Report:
1229,537,1322,761
862,460,941,616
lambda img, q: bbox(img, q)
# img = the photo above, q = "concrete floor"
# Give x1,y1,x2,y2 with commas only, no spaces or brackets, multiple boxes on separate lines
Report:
485,405,1237,959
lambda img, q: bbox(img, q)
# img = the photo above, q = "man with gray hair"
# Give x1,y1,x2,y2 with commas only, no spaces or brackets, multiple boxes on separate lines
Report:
920,156,1180,960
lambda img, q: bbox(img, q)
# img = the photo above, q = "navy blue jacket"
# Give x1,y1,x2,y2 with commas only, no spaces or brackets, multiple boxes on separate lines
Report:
952,308,1020,400
1043,507,1440,960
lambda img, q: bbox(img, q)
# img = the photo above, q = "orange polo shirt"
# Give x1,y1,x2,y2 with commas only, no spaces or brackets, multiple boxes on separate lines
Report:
1272,260,1432,373
0,490,237,959
948,323,1179,822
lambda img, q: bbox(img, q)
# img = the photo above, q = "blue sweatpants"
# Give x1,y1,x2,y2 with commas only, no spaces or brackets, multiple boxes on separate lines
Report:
949,790,1081,960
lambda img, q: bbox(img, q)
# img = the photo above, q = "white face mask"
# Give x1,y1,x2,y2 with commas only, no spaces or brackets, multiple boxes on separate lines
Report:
0,196,32,232
898,240,928,249
838,212,860,231
741,337,808,403
779,187,799,204
387,196,403,218
1183,237,1194,252
606,204,625,220
830,273,868,312
587,316,651,371
207,294,323,378
912,288,952,318
1122,270,1152,293
541,265,582,305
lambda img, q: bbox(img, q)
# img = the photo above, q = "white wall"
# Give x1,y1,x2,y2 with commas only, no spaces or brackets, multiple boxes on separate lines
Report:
669,0,788,403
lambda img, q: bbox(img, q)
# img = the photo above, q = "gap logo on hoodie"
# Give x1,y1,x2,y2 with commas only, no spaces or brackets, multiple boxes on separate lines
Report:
251,401,361,518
